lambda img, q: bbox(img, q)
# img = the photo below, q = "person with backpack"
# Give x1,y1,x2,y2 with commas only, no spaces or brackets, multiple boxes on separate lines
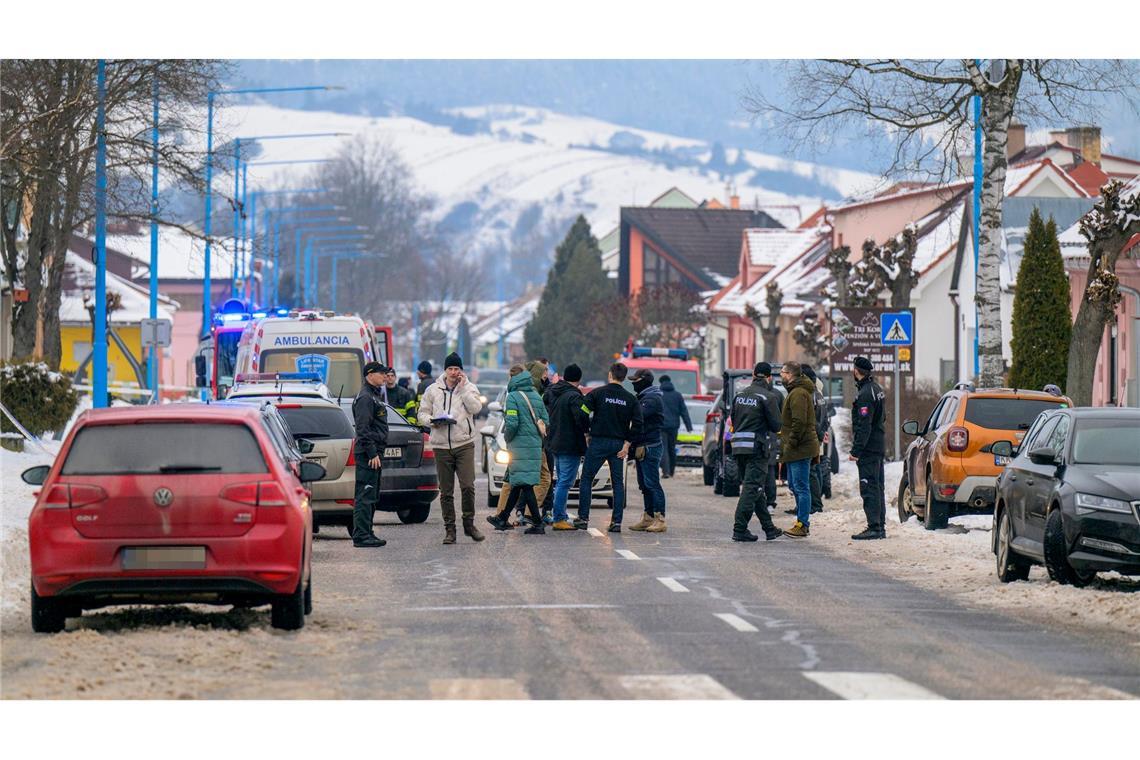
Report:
486,365,550,535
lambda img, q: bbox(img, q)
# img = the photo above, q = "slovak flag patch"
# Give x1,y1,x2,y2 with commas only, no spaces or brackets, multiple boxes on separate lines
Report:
859,406,870,416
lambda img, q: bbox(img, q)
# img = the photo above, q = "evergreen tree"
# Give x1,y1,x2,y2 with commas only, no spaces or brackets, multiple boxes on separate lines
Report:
1009,208,1072,391
524,218,631,378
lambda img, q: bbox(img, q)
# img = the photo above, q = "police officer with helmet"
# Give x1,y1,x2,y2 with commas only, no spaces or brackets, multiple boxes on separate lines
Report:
730,362,784,542
850,356,887,540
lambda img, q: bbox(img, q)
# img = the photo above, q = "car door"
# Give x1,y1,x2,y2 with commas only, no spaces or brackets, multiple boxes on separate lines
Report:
912,397,946,503
1003,413,1052,536
1022,414,1069,545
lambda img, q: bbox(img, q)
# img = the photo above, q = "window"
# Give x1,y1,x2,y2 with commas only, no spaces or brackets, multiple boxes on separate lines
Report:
963,398,1065,431
1044,415,1070,457
1024,417,1059,453
275,406,354,440
643,243,686,288
1019,413,1052,452
260,348,364,396
923,399,946,434
1072,419,1140,465
937,397,960,429
62,423,267,475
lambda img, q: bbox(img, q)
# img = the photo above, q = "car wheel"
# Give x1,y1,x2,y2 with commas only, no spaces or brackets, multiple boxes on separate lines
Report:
303,576,313,616
270,579,305,631
722,455,741,498
30,584,67,634
897,472,912,523
397,502,431,524
703,462,715,486
924,471,949,530
995,508,1031,583
1043,508,1095,587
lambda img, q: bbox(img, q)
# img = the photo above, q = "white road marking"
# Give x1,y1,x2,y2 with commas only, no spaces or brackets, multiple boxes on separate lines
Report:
618,674,738,700
616,549,640,560
429,678,529,699
803,672,944,700
408,604,619,611
714,613,759,632
657,577,689,592
587,527,604,537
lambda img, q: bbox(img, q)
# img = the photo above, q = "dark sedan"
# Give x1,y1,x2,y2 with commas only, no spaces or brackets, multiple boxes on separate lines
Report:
992,407,1140,586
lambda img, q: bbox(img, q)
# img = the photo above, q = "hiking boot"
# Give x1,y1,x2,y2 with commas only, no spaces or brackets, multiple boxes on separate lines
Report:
462,519,485,542
629,513,655,531
486,513,513,531
552,520,577,531
572,517,589,530
443,524,457,545
353,536,387,548
785,521,809,538
646,516,667,533
851,527,886,541
732,530,759,542
607,522,621,533
524,524,545,535
764,527,783,540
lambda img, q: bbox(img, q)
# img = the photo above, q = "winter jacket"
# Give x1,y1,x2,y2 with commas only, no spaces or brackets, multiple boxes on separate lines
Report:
634,385,665,446
850,374,886,458
417,374,484,451
544,380,590,456
583,382,643,443
384,383,416,422
780,375,820,463
352,381,389,462
660,380,693,432
503,371,550,486
730,378,782,459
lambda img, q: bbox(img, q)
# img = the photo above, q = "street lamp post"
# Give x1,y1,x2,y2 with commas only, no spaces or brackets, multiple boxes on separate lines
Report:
303,232,369,304
93,59,109,408
260,203,340,305
148,73,160,403
292,226,364,306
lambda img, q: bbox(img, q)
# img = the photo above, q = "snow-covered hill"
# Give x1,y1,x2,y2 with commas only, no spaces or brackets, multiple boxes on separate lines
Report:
211,103,880,259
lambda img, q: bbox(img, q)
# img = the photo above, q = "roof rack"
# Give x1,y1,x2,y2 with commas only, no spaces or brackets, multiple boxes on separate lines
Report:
954,382,975,392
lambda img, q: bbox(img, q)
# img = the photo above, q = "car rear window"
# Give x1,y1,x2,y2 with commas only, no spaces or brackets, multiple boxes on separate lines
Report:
275,406,354,439
1072,419,1140,465
963,398,1065,431
61,422,268,475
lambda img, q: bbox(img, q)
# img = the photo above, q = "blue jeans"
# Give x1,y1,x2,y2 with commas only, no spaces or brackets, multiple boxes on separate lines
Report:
552,453,581,523
786,458,812,527
635,443,666,516
578,436,626,524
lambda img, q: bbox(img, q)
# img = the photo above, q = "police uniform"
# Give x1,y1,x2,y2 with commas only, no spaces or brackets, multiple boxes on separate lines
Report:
352,366,390,544
730,376,783,538
851,369,887,533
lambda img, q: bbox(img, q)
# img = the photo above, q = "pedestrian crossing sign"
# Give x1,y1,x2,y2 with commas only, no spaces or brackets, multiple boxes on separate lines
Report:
880,311,913,346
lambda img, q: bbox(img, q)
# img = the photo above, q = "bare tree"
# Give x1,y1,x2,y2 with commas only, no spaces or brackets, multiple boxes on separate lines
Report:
744,281,783,363
862,226,921,308
634,284,705,347
1066,179,1140,405
793,307,829,364
746,59,1138,387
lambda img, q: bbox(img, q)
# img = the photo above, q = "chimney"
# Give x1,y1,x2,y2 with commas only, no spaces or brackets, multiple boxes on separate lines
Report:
730,193,740,210
1006,123,1026,161
1049,129,1069,146
1066,125,1102,165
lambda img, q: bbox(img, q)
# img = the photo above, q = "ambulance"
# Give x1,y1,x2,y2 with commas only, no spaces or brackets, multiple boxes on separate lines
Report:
232,310,393,402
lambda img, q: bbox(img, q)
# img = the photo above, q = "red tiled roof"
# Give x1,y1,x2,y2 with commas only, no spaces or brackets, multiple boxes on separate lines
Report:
1065,161,1111,197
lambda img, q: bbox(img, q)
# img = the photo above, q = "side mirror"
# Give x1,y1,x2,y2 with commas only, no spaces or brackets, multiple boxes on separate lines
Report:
902,420,920,436
487,401,503,413
1027,447,1058,466
299,460,327,483
296,438,315,455
194,355,207,386
21,465,51,485
991,440,1014,458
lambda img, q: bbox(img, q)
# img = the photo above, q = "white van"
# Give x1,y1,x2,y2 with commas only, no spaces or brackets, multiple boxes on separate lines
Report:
233,311,392,401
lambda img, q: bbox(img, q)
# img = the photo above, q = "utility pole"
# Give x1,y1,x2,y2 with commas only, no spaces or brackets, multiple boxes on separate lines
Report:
93,59,109,409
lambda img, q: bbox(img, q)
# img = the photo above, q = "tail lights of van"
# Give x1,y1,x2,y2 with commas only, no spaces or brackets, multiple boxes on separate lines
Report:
346,440,356,467
422,433,434,460
705,409,721,424
220,482,289,506
41,484,108,509
947,426,970,452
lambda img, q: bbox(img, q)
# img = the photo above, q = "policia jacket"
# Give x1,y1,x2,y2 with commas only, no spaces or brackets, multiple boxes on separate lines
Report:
582,383,643,443
352,381,390,462
729,379,782,459
850,374,886,458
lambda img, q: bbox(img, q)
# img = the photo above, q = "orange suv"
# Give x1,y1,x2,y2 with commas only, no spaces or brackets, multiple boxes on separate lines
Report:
898,385,1071,530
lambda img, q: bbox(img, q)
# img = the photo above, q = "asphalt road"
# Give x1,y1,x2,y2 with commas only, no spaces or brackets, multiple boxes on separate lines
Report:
4,467,1138,700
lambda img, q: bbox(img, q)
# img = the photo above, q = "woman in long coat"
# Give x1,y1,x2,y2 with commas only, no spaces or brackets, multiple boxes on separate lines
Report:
486,365,550,535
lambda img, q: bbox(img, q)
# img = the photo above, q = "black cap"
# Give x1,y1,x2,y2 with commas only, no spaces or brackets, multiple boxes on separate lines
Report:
754,361,772,377
631,368,654,393
363,361,387,377
802,364,817,382
854,356,874,372
563,363,582,382
444,352,463,370
417,360,432,375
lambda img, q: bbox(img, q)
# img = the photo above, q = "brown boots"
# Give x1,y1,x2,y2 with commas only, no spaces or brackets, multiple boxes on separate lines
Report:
443,524,457,544
462,519,485,542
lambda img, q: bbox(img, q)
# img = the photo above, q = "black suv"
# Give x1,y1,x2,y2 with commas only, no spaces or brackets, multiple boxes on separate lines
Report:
992,407,1140,586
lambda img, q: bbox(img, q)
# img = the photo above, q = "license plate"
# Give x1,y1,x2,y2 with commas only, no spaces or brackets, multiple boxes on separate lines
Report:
994,455,1010,466
383,447,402,458
679,446,700,456
121,546,206,570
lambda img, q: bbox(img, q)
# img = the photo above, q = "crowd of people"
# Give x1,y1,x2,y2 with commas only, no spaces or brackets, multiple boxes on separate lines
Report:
347,350,888,549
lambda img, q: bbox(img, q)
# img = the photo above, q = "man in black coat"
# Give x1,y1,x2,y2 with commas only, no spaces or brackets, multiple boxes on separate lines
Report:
629,369,668,532
544,363,591,530
658,375,693,479
351,362,390,547
850,356,887,540
802,364,831,514
730,362,784,542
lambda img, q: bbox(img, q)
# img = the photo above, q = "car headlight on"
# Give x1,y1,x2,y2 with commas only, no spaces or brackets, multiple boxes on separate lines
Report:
494,449,511,465
479,395,487,404
1075,493,1132,515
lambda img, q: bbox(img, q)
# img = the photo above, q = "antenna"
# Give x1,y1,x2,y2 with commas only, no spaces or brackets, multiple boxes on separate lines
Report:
337,384,345,406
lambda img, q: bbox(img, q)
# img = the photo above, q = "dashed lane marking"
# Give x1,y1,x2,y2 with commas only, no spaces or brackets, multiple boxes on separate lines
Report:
587,527,604,537
714,613,759,632
803,672,944,700
618,674,738,700
408,604,620,612
429,678,530,699
616,549,641,560
657,577,689,592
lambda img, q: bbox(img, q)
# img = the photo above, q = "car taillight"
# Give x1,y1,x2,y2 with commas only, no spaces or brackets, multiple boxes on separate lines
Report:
706,411,720,424
346,440,356,466
947,426,969,452
258,482,288,507
220,482,260,506
42,484,72,508
422,433,434,460
220,481,289,506
41,484,107,509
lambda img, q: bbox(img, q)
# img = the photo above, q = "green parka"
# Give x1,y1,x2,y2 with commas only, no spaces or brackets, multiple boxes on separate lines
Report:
780,375,821,463
503,371,550,486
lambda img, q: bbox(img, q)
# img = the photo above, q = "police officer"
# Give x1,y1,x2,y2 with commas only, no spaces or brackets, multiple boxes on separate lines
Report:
384,367,417,422
352,362,390,548
731,362,784,542
850,356,887,540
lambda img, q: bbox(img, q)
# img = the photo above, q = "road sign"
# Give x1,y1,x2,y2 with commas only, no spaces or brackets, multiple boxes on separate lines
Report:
898,347,912,362
140,318,172,348
881,311,913,346
829,307,914,376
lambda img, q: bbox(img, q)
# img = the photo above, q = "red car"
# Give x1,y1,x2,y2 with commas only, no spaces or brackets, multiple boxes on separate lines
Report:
22,404,324,632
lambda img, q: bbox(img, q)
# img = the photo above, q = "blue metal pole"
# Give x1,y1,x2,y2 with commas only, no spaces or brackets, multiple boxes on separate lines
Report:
202,91,215,338
294,229,303,306
232,139,242,298
304,240,312,305
272,217,279,305
497,276,505,366
331,256,338,312
412,303,420,372
247,188,257,304
972,75,982,381
239,161,249,300
93,60,109,409
148,74,160,403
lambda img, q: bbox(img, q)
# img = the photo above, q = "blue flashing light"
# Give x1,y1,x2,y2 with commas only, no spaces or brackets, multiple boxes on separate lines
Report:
220,313,248,323
274,372,323,382
219,297,247,315
275,308,289,316
631,346,689,361
251,311,268,318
